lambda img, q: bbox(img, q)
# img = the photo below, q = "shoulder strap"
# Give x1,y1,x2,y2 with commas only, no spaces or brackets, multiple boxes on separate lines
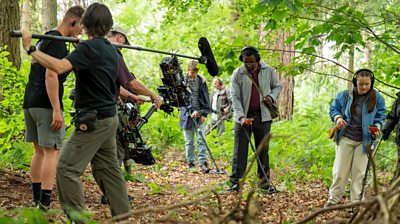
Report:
240,65,264,97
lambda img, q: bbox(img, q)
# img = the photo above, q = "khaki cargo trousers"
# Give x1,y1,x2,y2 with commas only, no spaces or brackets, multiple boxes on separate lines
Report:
56,115,130,216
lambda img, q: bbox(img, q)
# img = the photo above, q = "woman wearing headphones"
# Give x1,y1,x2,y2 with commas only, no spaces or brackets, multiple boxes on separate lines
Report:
325,69,386,207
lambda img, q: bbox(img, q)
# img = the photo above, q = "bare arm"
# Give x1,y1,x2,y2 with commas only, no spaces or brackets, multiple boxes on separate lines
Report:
21,30,73,75
120,86,146,104
45,69,63,130
127,79,162,109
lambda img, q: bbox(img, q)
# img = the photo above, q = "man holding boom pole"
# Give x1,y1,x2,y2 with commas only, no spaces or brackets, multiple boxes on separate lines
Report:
21,3,130,220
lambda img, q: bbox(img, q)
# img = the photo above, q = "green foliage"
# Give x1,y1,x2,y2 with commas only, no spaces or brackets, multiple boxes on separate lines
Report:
0,48,30,168
0,141,32,170
0,208,52,224
148,182,164,194
124,172,147,183
175,184,189,195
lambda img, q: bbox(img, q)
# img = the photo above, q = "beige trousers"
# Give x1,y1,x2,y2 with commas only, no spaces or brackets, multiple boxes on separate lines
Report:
328,137,369,204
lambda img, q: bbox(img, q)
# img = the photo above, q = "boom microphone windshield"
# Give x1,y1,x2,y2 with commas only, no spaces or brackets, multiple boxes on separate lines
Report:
198,37,219,77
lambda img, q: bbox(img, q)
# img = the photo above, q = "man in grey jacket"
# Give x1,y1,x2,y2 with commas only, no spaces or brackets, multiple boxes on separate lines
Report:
228,46,282,193
207,77,232,136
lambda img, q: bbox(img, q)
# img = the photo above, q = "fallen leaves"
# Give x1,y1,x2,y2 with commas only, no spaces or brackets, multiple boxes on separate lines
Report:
0,149,391,223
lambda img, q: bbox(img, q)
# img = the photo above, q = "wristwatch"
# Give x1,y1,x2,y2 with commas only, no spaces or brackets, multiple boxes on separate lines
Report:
27,45,37,55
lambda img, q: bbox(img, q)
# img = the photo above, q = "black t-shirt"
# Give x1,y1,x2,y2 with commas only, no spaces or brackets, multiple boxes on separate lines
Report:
66,37,118,118
23,30,69,110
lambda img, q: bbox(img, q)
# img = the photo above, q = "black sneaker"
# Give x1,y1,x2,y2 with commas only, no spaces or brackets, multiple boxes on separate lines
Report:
200,162,211,173
31,200,39,207
37,201,50,211
101,195,108,205
188,162,195,169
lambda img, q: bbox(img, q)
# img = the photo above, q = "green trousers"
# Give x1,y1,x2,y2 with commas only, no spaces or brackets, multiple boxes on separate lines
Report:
56,115,130,217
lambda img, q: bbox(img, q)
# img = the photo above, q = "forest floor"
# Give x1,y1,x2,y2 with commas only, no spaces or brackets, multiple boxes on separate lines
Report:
0,148,389,223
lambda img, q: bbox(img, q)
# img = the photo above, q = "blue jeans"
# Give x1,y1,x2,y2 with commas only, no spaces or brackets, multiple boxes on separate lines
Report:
183,122,208,164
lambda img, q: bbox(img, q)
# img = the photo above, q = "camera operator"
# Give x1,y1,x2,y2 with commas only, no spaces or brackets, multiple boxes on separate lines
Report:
22,6,84,210
21,3,130,219
179,60,211,173
106,26,162,169
206,77,232,136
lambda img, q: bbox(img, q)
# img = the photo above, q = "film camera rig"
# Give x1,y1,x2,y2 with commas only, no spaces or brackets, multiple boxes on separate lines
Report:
117,100,156,166
157,56,190,114
10,31,220,167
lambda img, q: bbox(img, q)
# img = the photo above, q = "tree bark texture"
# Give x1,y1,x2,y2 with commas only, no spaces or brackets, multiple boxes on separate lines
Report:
273,29,295,120
348,44,355,89
41,0,57,32
22,0,31,30
0,0,21,69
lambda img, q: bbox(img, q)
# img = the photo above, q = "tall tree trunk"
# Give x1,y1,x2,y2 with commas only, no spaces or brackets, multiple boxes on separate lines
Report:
0,0,21,69
273,29,295,120
42,0,57,32
348,45,355,89
22,0,31,30
259,25,295,120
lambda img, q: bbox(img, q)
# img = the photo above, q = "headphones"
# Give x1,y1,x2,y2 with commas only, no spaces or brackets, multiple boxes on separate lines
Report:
352,68,374,87
239,46,261,62
71,21,76,27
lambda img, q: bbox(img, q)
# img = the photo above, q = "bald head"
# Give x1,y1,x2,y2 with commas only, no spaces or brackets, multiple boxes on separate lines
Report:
213,78,224,90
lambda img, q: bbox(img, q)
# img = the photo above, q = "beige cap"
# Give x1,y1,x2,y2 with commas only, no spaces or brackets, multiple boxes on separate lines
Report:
188,60,199,70
111,26,130,45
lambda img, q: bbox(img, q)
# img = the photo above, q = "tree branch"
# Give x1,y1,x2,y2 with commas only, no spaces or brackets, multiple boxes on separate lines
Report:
304,68,396,99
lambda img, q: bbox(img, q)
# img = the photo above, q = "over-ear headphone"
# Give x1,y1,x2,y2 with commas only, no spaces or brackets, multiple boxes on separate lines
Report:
239,46,261,62
71,21,76,27
352,68,375,87
217,78,223,85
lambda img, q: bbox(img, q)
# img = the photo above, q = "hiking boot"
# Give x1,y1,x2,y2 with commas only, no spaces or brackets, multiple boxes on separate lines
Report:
259,185,278,195
200,162,211,173
37,202,50,211
188,162,195,169
101,195,134,205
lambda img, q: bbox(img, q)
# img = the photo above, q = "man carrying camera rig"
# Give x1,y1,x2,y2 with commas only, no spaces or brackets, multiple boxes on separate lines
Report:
96,27,162,205
107,26,162,170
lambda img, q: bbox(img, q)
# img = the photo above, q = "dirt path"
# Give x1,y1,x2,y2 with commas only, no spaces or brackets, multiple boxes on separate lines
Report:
0,149,374,223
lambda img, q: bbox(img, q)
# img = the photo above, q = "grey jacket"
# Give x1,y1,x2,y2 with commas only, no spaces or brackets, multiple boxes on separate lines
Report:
210,88,232,117
230,60,282,123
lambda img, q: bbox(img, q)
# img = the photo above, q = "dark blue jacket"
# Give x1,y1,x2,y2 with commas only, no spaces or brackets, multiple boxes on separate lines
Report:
179,74,211,130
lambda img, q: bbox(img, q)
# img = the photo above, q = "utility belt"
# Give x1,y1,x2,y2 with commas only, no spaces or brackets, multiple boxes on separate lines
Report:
74,109,110,132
